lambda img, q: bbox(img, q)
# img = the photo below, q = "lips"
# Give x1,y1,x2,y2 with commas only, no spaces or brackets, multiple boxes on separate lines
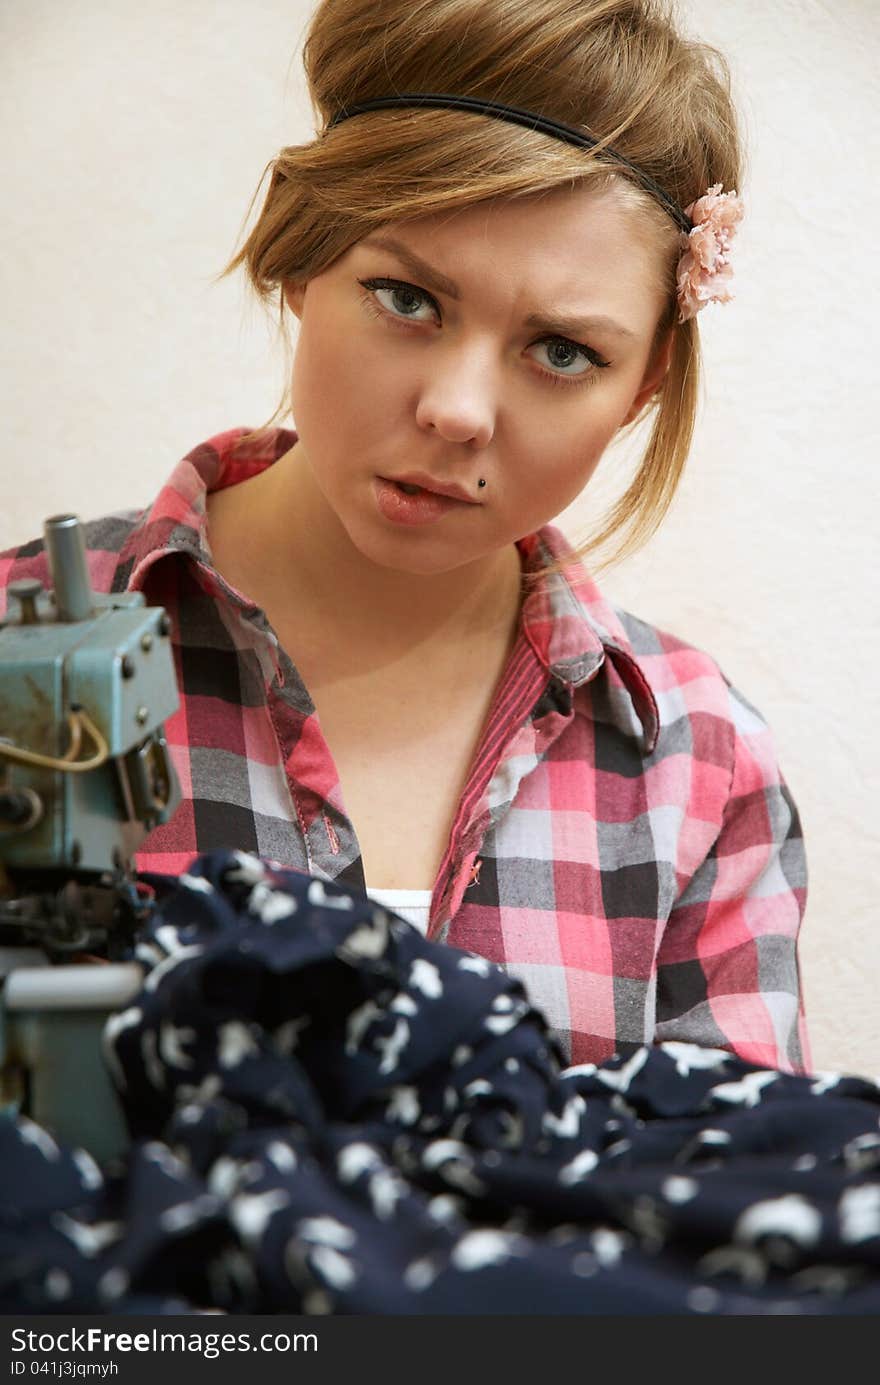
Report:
373,477,478,527
383,472,481,505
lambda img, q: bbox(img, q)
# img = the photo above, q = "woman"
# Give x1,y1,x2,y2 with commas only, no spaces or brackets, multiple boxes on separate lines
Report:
0,0,810,1072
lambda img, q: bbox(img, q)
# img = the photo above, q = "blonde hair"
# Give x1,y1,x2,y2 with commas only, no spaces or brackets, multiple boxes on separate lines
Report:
214,0,744,578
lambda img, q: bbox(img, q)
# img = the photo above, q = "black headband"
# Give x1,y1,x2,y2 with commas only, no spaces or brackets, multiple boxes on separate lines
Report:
326,93,693,236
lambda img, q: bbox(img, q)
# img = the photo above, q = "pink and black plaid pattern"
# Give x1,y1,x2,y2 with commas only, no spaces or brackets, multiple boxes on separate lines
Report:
0,427,811,1073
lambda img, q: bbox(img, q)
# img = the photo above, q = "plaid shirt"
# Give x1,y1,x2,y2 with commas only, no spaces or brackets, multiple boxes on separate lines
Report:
1,427,811,1073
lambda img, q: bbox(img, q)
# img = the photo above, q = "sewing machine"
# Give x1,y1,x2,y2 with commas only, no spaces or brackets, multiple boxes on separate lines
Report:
0,514,180,1160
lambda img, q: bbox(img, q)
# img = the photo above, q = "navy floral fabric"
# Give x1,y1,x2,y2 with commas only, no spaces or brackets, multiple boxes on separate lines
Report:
1,850,878,1315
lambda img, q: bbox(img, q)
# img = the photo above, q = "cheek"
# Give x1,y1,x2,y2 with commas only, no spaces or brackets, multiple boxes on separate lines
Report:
510,409,619,506
292,316,401,436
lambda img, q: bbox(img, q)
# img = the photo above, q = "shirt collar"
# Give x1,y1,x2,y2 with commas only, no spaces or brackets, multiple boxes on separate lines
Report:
119,426,659,755
115,427,289,593
516,528,660,755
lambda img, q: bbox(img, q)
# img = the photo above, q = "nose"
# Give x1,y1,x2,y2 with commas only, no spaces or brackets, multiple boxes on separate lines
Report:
414,342,497,449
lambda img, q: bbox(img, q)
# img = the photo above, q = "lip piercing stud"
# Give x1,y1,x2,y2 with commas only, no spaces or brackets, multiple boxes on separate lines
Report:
477,478,486,488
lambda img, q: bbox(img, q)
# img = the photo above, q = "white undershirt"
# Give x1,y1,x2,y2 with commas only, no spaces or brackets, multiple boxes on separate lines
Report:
365,886,433,935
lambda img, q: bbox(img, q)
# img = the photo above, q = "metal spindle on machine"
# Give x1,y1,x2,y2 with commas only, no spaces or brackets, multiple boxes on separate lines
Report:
43,514,95,623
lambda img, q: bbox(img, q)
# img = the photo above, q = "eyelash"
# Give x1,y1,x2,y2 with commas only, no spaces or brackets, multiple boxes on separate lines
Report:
356,276,611,389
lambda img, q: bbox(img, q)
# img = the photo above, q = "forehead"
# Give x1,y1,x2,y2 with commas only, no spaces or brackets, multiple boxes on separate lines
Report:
359,182,669,331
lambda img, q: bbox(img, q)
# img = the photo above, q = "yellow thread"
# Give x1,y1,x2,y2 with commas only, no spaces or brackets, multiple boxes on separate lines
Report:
0,708,109,773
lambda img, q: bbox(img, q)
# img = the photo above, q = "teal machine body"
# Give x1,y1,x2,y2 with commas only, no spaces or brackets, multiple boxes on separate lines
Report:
0,514,181,1160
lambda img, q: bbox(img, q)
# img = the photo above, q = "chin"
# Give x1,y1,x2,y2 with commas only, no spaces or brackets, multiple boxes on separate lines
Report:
364,538,476,578
341,515,480,578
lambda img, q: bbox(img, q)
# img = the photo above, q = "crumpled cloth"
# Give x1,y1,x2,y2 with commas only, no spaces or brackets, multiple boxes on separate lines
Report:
1,849,879,1315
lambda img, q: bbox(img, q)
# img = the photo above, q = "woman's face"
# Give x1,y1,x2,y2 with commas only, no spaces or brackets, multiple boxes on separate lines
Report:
283,182,673,575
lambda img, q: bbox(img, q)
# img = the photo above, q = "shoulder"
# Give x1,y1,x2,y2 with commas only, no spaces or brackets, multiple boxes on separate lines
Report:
0,425,295,620
610,605,785,796
614,605,765,718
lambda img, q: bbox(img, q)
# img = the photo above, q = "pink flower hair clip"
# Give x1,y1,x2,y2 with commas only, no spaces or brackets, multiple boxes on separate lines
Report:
676,183,745,323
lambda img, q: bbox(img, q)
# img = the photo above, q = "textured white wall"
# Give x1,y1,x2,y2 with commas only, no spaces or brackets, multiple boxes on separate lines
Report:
2,1,877,1075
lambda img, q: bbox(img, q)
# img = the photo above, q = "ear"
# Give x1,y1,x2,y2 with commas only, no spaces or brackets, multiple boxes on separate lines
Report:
618,327,675,428
283,281,306,319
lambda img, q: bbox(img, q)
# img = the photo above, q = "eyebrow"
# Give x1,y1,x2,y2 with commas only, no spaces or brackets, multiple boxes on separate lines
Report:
360,232,638,341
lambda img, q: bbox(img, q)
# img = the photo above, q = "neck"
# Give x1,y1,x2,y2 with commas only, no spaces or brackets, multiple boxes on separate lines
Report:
206,440,524,660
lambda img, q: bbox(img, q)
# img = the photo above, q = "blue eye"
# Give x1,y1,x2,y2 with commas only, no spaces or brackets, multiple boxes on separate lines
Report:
359,277,437,322
532,339,598,380
357,275,611,390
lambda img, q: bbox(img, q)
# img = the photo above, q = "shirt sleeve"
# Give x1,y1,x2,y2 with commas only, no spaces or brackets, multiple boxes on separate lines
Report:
654,679,812,1074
